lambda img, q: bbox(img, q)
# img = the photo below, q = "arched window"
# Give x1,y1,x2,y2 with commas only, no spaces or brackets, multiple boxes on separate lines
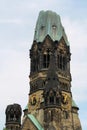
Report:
10,109,14,121
56,96,60,105
43,52,50,68
50,96,54,104
63,56,67,70
49,91,54,104
64,111,69,119
57,54,67,71
44,98,47,105
60,55,62,69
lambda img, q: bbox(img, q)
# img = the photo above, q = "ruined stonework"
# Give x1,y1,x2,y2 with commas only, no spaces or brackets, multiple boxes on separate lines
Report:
22,10,82,130
5,10,82,130
22,11,82,130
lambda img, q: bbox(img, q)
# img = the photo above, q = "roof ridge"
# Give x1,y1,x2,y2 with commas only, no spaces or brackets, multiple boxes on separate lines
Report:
27,114,44,130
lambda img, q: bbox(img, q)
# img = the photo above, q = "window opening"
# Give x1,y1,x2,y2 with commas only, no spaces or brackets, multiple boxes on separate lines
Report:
58,54,67,71
43,53,50,68
49,91,54,104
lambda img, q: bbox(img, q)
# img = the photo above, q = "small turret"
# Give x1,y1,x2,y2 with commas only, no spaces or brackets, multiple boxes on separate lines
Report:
5,103,22,130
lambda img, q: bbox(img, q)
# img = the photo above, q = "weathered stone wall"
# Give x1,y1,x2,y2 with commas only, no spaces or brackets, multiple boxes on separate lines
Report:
22,118,37,130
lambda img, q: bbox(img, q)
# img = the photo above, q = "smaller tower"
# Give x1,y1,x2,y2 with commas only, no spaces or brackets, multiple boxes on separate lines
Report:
5,103,22,130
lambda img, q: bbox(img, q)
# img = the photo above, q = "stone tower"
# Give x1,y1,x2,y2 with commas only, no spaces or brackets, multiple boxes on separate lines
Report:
22,10,82,130
5,103,22,130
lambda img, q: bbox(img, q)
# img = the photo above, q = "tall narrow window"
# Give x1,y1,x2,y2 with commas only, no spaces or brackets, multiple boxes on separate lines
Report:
58,54,62,69
43,53,50,68
63,57,67,70
49,91,54,104
58,55,60,68
51,110,53,121
64,111,69,119
58,54,67,71
60,55,62,69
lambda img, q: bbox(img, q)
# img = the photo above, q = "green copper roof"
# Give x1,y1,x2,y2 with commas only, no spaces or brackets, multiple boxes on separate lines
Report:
34,10,69,46
28,114,44,130
24,104,28,110
72,99,78,108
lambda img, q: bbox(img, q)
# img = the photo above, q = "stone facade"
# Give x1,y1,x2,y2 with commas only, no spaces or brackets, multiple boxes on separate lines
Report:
22,117,37,130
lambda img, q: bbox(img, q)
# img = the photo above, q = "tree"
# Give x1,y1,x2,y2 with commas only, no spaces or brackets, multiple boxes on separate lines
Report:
3,128,8,130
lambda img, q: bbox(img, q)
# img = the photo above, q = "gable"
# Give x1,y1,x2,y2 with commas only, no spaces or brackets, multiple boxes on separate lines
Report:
57,39,68,55
22,116,37,130
42,35,53,52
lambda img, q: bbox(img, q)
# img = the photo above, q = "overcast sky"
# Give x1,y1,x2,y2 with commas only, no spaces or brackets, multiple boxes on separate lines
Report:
0,0,87,130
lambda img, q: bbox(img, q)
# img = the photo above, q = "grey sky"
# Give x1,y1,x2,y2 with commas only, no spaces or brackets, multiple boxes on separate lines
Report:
0,0,87,130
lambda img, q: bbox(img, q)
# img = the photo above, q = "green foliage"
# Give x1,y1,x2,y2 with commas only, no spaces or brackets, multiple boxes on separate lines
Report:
3,128,8,130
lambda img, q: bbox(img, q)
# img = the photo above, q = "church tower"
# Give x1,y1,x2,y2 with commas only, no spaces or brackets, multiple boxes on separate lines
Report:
22,11,82,130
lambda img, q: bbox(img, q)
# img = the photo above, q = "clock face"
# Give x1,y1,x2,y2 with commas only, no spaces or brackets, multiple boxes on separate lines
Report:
62,94,68,104
29,96,37,111
30,97,37,106
29,92,43,112
29,95,40,111
61,93,70,110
